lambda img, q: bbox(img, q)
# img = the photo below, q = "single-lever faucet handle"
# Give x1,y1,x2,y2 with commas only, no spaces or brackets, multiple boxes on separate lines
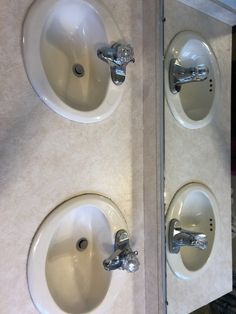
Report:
122,251,140,273
191,234,208,250
112,43,135,66
194,64,209,81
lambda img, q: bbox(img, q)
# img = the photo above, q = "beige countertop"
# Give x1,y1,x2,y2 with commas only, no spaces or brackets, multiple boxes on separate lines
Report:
0,0,148,313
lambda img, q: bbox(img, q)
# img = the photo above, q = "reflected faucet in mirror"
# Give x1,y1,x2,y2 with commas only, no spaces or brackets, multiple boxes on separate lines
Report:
169,58,209,94
169,219,208,254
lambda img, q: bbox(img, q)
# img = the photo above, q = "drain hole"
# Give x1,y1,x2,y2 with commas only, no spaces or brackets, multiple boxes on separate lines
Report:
73,64,85,77
76,238,88,251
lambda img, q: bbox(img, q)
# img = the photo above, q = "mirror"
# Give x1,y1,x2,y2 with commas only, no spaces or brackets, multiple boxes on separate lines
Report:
163,0,234,313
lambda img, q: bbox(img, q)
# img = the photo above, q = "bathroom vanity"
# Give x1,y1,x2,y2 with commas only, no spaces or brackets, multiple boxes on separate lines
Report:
0,0,234,313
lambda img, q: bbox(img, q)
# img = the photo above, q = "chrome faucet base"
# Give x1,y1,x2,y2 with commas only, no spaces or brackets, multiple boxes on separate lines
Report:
97,43,135,86
103,229,140,273
169,219,208,254
169,58,209,94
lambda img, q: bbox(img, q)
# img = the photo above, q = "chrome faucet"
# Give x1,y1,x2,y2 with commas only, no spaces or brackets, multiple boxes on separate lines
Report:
169,219,208,254
103,229,140,273
169,58,209,94
97,43,135,86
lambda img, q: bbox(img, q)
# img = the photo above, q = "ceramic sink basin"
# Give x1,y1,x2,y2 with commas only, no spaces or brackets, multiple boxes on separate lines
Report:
22,0,123,123
165,31,220,129
166,183,219,280
27,194,128,314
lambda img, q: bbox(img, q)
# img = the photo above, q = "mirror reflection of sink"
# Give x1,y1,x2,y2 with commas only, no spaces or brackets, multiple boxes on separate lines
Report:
165,31,220,129
27,194,128,314
166,183,219,280
22,0,123,123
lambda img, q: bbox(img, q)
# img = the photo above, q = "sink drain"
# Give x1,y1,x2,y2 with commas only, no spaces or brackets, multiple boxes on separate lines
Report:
76,238,88,251
72,64,85,77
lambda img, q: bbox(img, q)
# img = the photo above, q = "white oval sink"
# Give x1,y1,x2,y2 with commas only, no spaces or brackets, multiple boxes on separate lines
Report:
27,194,128,314
166,183,219,280
22,0,123,123
165,31,220,129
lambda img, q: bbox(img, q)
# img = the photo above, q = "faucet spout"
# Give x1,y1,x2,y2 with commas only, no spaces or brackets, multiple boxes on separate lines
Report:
169,219,208,254
103,249,123,271
97,43,135,86
103,230,140,273
169,58,209,94
110,66,126,85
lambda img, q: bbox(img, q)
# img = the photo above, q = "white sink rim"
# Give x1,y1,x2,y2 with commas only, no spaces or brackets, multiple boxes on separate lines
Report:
22,0,124,123
165,31,221,129
166,183,219,280
27,194,128,314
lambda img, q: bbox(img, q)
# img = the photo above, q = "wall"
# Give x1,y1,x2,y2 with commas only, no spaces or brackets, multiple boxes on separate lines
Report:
0,0,151,313
178,0,236,26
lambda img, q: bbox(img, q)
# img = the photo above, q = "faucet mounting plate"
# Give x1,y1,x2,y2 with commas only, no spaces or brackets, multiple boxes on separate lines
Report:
169,59,182,94
169,219,182,254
